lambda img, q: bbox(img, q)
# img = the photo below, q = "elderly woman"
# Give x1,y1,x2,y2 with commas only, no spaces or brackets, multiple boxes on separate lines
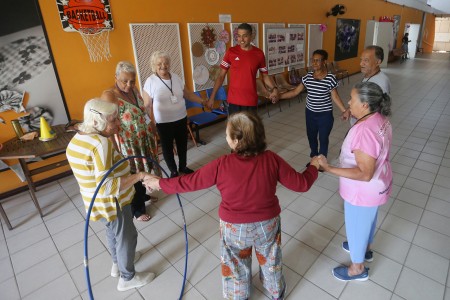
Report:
144,112,320,300
318,82,392,281
66,99,155,291
142,51,205,178
101,61,161,222
280,49,349,161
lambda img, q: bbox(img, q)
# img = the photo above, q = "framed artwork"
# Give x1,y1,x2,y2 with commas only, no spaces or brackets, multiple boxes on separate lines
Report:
287,24,306,69
0,1,69,134
129,23,184,94
334,18,361,61
263,23,284,75
230,23,259,47
188,23,226,91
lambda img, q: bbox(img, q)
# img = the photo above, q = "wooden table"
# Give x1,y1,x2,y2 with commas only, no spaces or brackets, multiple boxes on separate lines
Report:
0,125,75,230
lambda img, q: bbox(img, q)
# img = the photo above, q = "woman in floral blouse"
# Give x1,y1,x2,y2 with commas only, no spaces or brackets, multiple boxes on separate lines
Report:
101,61,161,221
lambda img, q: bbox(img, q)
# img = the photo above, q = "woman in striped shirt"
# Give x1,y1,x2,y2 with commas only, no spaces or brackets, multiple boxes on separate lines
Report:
66,99,155,292
281,49,350,160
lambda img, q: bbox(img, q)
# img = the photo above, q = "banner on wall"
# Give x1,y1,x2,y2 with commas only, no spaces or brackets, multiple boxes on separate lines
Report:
334,18,361,61
266,27,305,70
56,0,114,32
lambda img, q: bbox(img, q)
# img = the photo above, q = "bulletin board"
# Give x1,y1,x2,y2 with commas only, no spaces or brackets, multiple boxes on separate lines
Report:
187,23,227,91
129,23,184,93
263,23,285,75
307,24,323,67
287,24,306,70
230,23,259,47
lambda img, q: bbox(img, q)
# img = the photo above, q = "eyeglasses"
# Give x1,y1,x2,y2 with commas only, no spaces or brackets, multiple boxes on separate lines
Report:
310,58,323,63
117,79,136,86
90,108,103,115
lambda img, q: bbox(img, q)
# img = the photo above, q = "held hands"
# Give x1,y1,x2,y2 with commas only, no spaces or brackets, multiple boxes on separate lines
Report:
317,155,329,172
142,174,162,191
269,89,279,104
310,156,320,169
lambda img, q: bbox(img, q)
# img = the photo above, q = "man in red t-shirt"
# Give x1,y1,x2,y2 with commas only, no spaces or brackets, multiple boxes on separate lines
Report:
207,23,279,115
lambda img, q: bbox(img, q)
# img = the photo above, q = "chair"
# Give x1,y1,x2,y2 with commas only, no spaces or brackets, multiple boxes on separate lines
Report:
206,87,228,116
273,73,295,107
332,61,349,84
185,97,221,145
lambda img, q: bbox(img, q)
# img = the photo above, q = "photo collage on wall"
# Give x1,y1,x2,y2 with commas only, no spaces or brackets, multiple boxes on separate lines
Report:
266,27,305,71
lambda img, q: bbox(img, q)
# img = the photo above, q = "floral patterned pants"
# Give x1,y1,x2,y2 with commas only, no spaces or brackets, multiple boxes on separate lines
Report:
220,216,285,300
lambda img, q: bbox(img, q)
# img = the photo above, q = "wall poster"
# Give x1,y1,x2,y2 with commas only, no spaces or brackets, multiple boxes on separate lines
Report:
334,18,361,61
263,23,284,75
266,27,305,71
287,24,306,69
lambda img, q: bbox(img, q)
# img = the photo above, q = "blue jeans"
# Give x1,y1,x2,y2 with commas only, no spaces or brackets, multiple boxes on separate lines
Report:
305,108,334,157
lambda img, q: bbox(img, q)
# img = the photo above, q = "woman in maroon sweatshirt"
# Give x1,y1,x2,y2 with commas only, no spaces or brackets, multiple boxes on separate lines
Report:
145,111,319,300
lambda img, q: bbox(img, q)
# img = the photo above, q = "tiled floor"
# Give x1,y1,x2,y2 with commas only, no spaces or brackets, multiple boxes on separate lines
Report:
1,53,450,300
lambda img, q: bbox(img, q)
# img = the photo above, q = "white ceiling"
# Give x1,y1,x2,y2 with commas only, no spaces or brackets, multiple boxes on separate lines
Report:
387,0,450,15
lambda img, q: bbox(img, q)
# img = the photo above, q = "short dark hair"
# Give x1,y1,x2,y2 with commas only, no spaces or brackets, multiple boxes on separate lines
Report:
313,49,328,61
354,82,391,117
365,45,384,62
237,23,252,35
227,112,266,156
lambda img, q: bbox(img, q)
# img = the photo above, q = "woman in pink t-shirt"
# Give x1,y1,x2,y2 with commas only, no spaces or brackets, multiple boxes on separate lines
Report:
318,81,392,282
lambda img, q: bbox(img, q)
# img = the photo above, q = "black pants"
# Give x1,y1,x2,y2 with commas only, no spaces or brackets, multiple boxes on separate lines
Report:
227,104,257,116
156,117,188,174
131,181,147,218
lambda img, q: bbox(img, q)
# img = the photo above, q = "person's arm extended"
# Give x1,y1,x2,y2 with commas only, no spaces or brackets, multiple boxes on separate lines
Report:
184,86,204,105
207,68,227,108
142,90,157,132
331,89,350,120
119,172,146,192
279,83,305,99
319,150,376,181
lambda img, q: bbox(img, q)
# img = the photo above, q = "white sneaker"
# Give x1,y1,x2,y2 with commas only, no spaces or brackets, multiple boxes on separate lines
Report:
117,272,155,292
110,251,142,277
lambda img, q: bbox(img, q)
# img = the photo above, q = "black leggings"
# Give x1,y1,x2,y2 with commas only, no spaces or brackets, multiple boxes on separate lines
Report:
156,117,188,174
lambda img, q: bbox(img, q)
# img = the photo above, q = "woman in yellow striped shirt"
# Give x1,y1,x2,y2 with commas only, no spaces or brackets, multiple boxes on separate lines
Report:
66,99,155,292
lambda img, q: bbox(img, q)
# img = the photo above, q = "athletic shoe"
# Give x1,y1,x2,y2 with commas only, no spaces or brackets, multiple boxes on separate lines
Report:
342,241,373,262
117,272,155,291
111,251,142,277
332,266,369,282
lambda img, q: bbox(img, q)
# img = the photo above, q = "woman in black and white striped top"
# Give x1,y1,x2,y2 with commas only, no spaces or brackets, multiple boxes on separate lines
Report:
280,49,349,160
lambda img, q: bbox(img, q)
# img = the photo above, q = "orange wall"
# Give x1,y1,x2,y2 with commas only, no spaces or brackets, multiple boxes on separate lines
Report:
35,0,427,121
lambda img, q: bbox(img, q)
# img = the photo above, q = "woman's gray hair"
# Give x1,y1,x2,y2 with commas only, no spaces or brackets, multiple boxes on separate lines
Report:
150,51,170,73
115,61,136,77
79,99,118,134
353,82,391,117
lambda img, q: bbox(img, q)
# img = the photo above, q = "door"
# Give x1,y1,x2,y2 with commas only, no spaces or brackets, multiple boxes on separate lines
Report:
404,24,420,59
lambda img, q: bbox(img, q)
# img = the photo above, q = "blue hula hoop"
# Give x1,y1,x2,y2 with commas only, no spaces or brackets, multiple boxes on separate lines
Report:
83,155,188,300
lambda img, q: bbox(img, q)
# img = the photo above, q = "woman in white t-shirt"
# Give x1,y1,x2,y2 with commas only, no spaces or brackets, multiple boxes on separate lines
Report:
142,51,205,178
318,82,392,282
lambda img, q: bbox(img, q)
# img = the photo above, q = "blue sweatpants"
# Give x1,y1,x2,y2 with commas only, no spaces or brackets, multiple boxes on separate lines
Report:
344,201,378,263
305,108,334,157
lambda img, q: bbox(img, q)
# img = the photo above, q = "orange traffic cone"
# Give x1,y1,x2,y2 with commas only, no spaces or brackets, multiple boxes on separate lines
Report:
39,117,57,141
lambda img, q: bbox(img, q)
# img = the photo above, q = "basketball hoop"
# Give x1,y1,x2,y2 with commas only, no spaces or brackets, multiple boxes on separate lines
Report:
78,27,112,62
57,0,114,63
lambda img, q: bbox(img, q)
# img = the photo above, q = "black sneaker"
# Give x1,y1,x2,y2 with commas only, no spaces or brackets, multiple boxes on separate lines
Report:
179,167,194,175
